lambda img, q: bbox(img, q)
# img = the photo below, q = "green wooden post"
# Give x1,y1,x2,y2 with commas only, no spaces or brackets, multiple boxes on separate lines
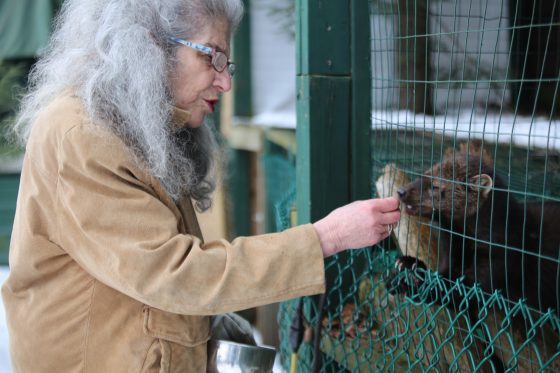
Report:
226,149,253,238
296,1,351,224
296,0,371,222
295,0,372,368
233,0,252,118
351,0,372,201
227,0,252,238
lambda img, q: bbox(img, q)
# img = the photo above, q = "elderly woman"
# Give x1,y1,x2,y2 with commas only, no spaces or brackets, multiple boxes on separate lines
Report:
1,0,400,371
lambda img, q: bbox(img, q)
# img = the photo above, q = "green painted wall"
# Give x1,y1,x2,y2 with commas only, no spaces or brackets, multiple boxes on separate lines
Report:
0,174,19,265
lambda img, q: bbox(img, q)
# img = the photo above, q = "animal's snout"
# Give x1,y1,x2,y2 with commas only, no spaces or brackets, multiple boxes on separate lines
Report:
397,187,407,199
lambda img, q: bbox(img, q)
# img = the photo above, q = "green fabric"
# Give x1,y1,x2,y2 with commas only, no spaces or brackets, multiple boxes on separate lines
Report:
0,0,54,58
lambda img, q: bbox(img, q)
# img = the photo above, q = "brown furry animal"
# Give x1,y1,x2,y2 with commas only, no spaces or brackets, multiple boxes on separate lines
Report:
375,163,439,270
385,145,560,371
390,150,560,315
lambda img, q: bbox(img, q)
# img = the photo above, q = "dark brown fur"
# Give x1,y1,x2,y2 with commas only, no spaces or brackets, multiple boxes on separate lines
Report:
392,151,560,314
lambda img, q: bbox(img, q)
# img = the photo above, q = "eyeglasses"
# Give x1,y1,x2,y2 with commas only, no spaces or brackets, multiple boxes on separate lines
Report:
169,36,236,77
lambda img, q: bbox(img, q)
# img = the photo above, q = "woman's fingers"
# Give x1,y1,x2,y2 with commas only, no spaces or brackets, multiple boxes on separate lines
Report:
379,210,401,226
371,196,400,213
313,197,402,257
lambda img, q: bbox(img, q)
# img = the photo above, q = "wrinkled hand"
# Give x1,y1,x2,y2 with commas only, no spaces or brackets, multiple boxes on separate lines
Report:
312,197,400,257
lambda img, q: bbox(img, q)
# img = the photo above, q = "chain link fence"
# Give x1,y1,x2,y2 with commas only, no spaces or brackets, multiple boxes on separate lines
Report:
277,0,559,371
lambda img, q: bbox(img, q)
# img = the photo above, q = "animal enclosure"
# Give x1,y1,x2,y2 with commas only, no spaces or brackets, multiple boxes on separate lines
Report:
277,0,560,371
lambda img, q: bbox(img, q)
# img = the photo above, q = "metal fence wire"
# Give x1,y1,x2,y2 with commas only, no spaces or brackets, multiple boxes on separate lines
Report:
277,0,560,371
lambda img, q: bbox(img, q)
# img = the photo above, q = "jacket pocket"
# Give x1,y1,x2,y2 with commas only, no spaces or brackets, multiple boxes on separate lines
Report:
141,306,210,373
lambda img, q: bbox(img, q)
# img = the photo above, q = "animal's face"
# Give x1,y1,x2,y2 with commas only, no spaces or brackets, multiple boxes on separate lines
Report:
397,154,493,222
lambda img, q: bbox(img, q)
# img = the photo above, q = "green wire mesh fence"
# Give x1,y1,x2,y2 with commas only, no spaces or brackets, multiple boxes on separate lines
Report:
277,0,559,371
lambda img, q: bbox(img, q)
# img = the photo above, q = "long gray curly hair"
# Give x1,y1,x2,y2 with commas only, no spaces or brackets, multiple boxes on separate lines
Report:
12,0,243,211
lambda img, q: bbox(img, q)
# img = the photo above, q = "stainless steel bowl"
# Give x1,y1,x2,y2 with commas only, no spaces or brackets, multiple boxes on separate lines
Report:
207,339,277,373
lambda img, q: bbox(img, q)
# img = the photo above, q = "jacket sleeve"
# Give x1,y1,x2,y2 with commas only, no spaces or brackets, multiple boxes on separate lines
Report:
54,124,325,315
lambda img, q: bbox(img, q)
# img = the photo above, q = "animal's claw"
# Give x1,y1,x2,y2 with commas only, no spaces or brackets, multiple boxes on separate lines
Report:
386,256,428,297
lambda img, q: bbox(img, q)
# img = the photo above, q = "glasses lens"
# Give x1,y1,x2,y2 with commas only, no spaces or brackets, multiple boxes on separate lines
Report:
212,52,228,72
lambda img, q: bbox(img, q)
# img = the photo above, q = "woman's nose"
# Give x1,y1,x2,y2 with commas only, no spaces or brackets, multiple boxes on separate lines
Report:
214,69,232,93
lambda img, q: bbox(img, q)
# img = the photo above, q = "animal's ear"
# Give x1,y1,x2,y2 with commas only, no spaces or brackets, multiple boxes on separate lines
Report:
470,173,493,197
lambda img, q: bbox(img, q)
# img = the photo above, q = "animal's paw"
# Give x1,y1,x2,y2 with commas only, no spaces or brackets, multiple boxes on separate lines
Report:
386,256,428,297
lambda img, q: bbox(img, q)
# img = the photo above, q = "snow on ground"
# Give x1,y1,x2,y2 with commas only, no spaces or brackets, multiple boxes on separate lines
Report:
236,110,560,154
372,111,560,151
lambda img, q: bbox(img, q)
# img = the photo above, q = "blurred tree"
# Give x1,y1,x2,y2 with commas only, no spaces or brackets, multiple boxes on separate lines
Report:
260,0,295,39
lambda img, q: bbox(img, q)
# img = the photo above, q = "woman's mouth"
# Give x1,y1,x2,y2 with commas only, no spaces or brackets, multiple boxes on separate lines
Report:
205,99,218,112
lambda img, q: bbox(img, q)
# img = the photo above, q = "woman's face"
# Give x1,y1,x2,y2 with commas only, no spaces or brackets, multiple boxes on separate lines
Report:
169,19,232,128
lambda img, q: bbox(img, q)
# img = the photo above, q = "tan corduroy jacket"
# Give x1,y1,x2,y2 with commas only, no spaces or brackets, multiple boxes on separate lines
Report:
1,94,325,372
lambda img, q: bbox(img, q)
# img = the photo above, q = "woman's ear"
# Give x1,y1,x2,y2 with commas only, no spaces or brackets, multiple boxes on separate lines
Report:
470,174,493,198
149,31,162,46
148,28,170,49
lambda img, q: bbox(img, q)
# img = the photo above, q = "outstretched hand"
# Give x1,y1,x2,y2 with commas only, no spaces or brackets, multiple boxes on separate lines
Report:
312,197,400,257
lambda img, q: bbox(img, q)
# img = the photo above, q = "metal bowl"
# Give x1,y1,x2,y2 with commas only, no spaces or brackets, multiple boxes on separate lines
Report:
207,339,277,373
